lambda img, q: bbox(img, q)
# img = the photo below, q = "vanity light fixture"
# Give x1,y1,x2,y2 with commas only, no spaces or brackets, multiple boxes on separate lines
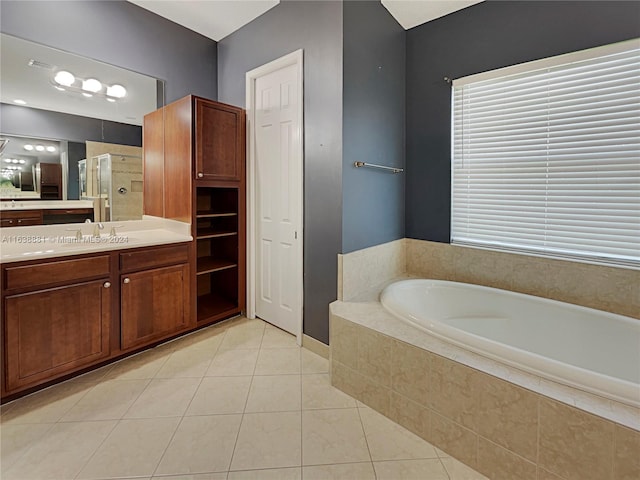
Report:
23,144,34,151
46,146,56,153
81,78,102,97
54,70,75,87
35,145,45,152
106,84,127,99
13,99,27,105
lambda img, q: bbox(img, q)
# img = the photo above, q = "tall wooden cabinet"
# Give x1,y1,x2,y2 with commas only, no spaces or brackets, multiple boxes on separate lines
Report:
143,95,246,325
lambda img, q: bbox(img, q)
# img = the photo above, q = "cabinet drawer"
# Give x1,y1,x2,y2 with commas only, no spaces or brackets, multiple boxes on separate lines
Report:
4,255,110,291
120,243,189,273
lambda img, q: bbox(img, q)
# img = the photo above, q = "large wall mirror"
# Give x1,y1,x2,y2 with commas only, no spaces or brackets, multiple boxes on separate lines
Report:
0,33,164,222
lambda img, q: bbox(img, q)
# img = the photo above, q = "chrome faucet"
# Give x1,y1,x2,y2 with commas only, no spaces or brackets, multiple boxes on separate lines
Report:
92,222,104,238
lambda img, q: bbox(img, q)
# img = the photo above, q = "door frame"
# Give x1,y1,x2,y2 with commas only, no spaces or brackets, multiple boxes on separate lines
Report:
245,49,304,345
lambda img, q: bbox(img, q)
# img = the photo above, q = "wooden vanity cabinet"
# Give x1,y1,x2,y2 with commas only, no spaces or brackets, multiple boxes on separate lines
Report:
0,209,43,227
1,243,192,399
119,244,192,350
3,255,112,392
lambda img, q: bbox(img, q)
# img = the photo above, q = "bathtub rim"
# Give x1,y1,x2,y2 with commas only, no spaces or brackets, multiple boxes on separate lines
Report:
380,278,640,408
329,299,640,432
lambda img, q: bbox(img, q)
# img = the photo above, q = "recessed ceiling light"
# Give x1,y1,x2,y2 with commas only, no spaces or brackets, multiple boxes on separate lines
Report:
54,70,75,87
35,145,45,152
106,84,126,99
13,99,27,105
46,146,56,153
23,144,34,151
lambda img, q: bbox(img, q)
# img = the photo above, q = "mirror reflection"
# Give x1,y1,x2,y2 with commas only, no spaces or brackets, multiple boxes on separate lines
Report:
0,33,162,223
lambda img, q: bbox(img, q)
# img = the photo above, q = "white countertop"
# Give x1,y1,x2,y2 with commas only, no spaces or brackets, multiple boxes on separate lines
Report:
0,216,192,263
0,200,96,211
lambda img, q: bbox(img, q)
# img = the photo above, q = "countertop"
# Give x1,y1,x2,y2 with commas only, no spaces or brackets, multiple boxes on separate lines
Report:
0,216,192,263
0,200,96,211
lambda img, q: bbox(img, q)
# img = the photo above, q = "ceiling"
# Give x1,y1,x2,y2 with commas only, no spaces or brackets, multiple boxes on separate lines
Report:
126,0,483,42
0,34,158,126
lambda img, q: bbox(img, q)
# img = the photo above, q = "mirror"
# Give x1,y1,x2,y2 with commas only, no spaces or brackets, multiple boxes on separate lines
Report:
0,33,163,222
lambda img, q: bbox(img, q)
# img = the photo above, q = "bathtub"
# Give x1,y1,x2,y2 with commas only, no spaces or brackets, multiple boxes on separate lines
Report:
380,279,640,408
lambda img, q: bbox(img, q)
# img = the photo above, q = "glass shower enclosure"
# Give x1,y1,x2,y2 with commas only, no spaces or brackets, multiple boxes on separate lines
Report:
93,153,143,221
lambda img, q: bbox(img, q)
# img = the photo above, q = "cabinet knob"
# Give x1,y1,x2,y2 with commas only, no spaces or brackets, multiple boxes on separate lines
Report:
103,282,111,288
123,278,131,284
197,172,204,178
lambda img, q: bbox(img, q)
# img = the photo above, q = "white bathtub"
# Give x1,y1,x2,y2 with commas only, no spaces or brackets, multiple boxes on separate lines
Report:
380,279,640,408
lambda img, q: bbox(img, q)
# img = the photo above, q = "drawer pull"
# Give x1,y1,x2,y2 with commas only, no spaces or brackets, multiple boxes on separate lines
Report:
123,278,131,284
103,282,111,288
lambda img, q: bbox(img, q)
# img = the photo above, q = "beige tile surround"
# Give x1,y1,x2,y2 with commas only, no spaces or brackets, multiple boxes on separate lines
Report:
331,238,640,479
339,238,639,319
330,315,640,480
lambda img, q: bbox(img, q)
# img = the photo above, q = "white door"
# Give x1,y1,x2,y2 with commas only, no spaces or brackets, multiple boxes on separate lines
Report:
254,62,302,336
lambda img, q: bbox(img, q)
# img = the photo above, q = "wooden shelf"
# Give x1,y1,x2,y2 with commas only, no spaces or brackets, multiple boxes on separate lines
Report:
197,292,238,323
196,257,237,275
196,228,238,240
196,211,238,219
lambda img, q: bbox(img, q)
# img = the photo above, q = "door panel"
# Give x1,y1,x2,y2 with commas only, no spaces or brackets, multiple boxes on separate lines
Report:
121,264,190,350
254,63,301,335
5,280,111,391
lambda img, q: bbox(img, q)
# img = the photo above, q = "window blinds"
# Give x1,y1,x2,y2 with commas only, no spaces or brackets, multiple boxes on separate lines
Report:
451,39,640,267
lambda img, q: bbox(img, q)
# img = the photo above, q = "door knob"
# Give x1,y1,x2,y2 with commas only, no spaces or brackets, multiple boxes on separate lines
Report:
103,282,111,288
123,278,131,284
198,172,204,178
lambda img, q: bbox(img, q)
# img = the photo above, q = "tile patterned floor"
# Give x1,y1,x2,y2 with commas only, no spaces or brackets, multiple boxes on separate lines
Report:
0,317,488,480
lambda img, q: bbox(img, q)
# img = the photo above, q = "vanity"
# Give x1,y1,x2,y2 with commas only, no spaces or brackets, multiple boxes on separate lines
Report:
0,219,193,399
0,200,97,227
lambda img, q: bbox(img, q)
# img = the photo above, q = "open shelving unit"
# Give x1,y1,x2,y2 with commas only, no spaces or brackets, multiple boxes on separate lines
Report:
195,187,241,323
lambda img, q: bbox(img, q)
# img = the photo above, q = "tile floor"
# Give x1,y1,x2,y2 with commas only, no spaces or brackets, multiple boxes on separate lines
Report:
1,317,488,480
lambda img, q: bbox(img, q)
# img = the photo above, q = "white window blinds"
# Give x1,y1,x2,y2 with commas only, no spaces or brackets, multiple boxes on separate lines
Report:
451,38,640,267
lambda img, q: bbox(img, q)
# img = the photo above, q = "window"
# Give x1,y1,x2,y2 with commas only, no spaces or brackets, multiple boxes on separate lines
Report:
451,39,640,267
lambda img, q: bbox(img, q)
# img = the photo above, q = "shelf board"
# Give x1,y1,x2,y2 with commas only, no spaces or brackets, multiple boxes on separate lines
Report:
197,229,238,240
196,211,238,219
197,292,238,323
197,257,237,275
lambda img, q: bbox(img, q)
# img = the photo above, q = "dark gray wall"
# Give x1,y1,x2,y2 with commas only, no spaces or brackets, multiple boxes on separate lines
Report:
1,104,142,146
406,0,640,242
342,1,405,253
217,0,343,344
0,0,217,103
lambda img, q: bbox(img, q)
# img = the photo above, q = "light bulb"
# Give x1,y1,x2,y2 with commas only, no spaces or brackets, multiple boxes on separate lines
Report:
11,159,19,163
54,70,75,87
18,159,26,164
82,78,102,93
35,145,45,152
46,146,56,153
23,144,34,151
106,97,116,103
106,84,126,98
3,158,12,163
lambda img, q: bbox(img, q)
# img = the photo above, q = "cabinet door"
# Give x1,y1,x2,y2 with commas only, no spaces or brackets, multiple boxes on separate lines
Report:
121,263,190,350
4,280,111,392
195,99,245,182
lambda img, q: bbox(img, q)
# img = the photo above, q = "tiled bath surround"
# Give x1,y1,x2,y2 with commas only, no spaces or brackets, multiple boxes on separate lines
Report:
330,314,640,480
331,238,640,480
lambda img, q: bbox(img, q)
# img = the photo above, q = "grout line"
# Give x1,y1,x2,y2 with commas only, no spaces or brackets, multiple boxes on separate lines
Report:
151,323,229,478
226,319,267,472
70,417,122,479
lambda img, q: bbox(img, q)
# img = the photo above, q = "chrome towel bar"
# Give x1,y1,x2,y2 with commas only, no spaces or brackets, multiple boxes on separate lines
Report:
354,161,404,174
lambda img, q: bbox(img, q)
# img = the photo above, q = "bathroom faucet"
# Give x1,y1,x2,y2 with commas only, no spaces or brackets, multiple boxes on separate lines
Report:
93,222,104,238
